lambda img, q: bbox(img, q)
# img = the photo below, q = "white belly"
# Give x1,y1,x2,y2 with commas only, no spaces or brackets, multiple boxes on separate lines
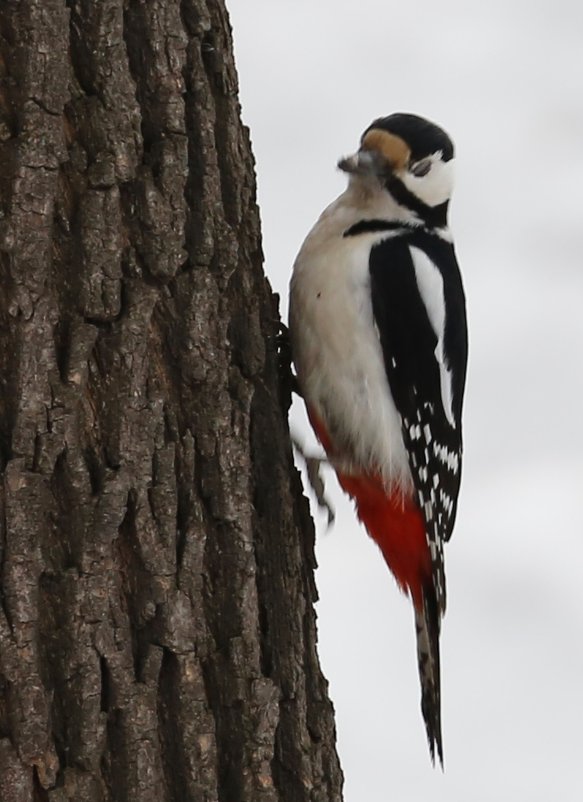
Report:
289,207,413,493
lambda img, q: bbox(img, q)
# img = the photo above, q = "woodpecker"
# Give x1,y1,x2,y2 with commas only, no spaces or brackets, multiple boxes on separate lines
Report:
289,113,468,764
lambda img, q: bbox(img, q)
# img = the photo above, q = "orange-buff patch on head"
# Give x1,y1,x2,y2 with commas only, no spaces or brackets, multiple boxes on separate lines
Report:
361,129,411,170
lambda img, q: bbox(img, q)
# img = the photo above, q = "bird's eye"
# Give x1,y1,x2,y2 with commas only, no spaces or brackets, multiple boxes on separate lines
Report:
411,159,431,177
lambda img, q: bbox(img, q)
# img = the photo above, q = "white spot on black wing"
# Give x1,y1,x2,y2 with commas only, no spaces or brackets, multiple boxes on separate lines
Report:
399,396,463,613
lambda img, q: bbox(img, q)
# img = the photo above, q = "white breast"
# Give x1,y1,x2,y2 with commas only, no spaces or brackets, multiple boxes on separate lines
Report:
289,193,413,493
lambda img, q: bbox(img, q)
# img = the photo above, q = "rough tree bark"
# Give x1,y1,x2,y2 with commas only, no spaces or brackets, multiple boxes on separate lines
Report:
0,2,343,800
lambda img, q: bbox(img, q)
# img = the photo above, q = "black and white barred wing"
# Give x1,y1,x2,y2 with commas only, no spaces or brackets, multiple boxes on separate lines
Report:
369,234,468,612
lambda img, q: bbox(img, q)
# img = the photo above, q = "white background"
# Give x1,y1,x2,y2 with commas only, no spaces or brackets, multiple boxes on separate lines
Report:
229,2,583,799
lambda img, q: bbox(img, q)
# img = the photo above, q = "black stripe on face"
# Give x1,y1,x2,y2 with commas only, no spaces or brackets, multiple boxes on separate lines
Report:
385,175,449,229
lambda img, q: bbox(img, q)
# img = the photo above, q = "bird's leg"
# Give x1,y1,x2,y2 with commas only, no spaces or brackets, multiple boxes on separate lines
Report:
291,435,335,526
290,435,355,528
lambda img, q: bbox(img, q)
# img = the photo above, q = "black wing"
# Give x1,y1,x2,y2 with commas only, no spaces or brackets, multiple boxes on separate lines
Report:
369,231,468,612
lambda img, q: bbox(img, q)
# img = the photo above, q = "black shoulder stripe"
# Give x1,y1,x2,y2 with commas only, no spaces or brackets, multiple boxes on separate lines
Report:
363,228,467,423
369,238,440,405
343,218,451,239
343,219,407,237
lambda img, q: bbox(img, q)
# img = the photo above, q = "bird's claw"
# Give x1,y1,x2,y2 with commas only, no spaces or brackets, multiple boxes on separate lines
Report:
292,435,336,527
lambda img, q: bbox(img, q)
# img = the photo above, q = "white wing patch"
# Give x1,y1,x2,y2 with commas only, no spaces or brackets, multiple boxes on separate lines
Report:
409,245,455,428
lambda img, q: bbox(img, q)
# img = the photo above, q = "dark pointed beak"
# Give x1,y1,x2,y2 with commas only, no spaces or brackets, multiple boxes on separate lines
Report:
337,149,387,177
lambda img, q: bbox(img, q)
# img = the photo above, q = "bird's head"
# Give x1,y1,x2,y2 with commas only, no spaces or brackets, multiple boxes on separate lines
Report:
338,113,455,227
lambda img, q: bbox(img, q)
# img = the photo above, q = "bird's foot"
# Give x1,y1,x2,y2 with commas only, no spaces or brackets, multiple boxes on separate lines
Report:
291,435,336,527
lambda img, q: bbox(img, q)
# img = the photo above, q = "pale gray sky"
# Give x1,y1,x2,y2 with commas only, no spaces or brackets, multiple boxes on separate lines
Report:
230,2,583,799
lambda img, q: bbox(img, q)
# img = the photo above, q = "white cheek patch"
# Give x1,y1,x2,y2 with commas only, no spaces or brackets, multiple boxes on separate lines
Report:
409,245,456,428
401,154,455,208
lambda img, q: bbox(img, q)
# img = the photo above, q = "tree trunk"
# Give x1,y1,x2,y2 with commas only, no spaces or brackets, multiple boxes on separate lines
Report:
0,2,343,800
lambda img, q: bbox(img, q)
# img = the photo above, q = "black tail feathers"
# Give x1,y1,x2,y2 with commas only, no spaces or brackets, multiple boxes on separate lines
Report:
414,583,443,766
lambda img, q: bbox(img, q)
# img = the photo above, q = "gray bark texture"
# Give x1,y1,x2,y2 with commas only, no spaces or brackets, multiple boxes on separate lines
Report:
0,2,343,800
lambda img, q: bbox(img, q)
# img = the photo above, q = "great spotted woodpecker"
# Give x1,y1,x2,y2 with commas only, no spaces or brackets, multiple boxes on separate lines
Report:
289,113,468,764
